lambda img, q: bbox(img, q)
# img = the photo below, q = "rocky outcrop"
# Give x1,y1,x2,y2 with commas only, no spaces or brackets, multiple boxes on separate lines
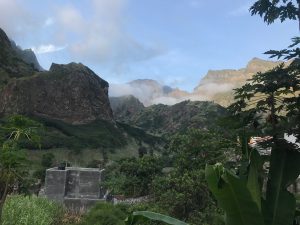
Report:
195,58,283,90
110,95,144,122
0,62,113,124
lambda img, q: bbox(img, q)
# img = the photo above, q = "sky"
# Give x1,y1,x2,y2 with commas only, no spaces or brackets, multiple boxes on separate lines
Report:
0,0,297,92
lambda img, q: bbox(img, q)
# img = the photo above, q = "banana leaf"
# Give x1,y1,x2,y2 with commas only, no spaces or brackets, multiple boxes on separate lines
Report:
205,164,265,225
263,140,300,225
247,149,263,211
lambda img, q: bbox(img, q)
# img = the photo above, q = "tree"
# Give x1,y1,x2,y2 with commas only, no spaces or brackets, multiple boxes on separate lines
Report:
0,115,41,222
250,0,300,60
41,152,55,168
250,0,300,28
152,169,215,224
230,63,299,137
148,130,236,224
167,129,236,172
104,156,163,197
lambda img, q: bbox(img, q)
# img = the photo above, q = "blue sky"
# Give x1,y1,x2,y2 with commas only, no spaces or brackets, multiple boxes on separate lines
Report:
0,0,297,92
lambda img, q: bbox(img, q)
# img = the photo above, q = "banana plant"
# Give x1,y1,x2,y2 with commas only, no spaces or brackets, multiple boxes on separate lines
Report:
205,139,300,225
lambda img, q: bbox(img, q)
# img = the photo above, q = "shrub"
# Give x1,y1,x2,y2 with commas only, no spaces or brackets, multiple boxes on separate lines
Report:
2,195,64,225
80,202,126,225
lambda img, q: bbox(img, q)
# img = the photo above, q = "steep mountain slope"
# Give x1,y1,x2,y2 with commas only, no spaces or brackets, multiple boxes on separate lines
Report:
112,99,227,135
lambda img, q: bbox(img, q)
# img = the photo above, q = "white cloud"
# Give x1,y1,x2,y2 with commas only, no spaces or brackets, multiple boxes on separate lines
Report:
32,44,67,54
109,79,235,106
195,82,234,96
0,0,42,37
56,5,85,32
0,0,165,73
109,81,210,106
151,96,181,105
53,1,165,71
109,83,164,106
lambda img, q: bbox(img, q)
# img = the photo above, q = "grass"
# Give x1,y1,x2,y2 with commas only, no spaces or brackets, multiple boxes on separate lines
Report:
2,195,64,225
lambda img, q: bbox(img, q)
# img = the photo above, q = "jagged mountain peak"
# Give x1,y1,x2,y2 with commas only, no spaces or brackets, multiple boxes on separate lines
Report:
10,40,44,71
245,57,283,73
0,28,113,124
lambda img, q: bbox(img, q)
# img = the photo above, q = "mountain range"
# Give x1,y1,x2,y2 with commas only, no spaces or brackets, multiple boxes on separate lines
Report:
0,26,285,151
110,58,283,107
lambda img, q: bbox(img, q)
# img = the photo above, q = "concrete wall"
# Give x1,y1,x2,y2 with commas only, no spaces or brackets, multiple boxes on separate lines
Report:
45,169,67,202
45,167,104,209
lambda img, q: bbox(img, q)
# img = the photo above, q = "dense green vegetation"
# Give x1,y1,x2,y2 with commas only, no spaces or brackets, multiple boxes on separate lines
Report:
2,195,64,225
79,202,126,225
101,129,236,225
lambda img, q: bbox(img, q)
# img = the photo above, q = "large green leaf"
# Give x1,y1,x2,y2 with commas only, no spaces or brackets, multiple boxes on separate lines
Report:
124,211,188,225
263,140,300,225
247,149,263,211
205,164,265,225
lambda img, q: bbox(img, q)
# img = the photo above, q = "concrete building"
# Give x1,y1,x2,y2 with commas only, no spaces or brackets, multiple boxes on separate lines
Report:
45,167,106,211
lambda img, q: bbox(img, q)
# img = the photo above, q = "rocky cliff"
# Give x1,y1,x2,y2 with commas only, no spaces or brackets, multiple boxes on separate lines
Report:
193,58,284,106
196,57,283,88
0,28,113,124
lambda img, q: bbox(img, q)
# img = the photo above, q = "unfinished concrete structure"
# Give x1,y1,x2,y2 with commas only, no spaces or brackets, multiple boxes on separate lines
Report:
45,167,106,210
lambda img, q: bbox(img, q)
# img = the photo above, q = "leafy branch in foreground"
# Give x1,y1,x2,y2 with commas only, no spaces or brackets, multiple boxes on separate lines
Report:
250,0,299,26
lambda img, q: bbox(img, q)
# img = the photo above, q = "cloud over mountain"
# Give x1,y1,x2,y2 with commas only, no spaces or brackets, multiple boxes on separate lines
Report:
0,0,165,72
